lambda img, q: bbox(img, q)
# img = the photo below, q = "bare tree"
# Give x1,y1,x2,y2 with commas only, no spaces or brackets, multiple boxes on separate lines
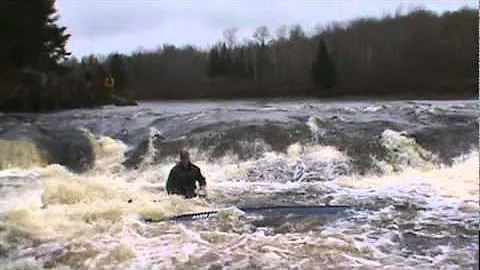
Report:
276,25,288,41
253,26,271,46
223,27,238,48
314,23,325,35
289,24,305,40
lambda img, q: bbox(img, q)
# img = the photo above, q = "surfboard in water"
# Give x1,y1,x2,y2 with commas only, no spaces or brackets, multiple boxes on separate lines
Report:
144,205,351,223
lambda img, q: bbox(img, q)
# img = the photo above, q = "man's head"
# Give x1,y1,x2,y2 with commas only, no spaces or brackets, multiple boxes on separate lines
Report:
179,149,190,167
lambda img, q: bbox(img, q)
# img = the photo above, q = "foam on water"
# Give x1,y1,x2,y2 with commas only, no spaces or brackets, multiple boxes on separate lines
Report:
0,129,128,172
0,139,50,170
337,151,478,200
0,119,478,269
0,148,213,260
2,148,479,269
378,129,439,172
85,132,129,172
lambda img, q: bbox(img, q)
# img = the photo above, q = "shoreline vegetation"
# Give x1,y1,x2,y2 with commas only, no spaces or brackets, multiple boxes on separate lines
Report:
0,1,477,113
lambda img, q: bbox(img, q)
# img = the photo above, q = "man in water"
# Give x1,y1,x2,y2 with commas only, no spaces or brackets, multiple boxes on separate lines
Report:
166,150,206,198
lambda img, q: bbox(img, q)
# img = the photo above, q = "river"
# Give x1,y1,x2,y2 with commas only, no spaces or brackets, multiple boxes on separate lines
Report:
0,99,478,270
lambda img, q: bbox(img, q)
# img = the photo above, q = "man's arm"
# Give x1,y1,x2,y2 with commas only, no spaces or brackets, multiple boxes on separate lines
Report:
193,165,206,187
166,168,177,194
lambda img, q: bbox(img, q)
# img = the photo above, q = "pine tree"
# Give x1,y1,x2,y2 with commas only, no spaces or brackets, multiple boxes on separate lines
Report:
108,53,128,94
219,43,230,75
0,0,71,111
208,47,221,77
0,0,70,71
311,39,336,91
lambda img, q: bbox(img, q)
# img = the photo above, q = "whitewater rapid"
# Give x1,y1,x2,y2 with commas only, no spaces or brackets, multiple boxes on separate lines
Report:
0,99,478,270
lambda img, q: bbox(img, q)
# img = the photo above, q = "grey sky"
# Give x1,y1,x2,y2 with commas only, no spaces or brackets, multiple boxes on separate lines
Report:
56,1,477,57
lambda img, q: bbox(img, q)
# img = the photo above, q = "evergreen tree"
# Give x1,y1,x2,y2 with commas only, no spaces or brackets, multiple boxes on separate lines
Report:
108,53,128,94
0,0,70,71
0,0,71,111
208,47,221,77
255,43,270,82
219,43,230,74
311,39,336,90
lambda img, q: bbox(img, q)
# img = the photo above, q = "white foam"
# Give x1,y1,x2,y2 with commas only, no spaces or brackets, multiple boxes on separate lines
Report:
0,140,477,269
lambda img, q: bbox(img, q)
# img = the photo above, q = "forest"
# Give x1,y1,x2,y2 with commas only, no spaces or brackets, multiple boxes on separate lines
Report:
0,1,477,112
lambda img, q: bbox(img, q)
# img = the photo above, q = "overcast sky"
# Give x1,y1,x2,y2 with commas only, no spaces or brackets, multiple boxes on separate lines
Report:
56,1,477,57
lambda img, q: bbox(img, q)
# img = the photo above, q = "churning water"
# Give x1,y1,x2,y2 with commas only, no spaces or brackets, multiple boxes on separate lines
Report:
0,99,478,270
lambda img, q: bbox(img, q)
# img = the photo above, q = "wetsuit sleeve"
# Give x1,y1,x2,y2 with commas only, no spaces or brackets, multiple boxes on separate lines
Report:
195,166,206,187
166,167,177,194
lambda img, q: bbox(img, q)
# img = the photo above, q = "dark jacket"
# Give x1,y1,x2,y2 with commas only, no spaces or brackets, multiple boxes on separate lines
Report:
166,162,206,198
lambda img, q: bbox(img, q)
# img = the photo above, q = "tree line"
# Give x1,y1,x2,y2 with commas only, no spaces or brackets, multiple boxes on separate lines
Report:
0,2,477,112
80,7,477,100
0,0,134,112
1,0,71,111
